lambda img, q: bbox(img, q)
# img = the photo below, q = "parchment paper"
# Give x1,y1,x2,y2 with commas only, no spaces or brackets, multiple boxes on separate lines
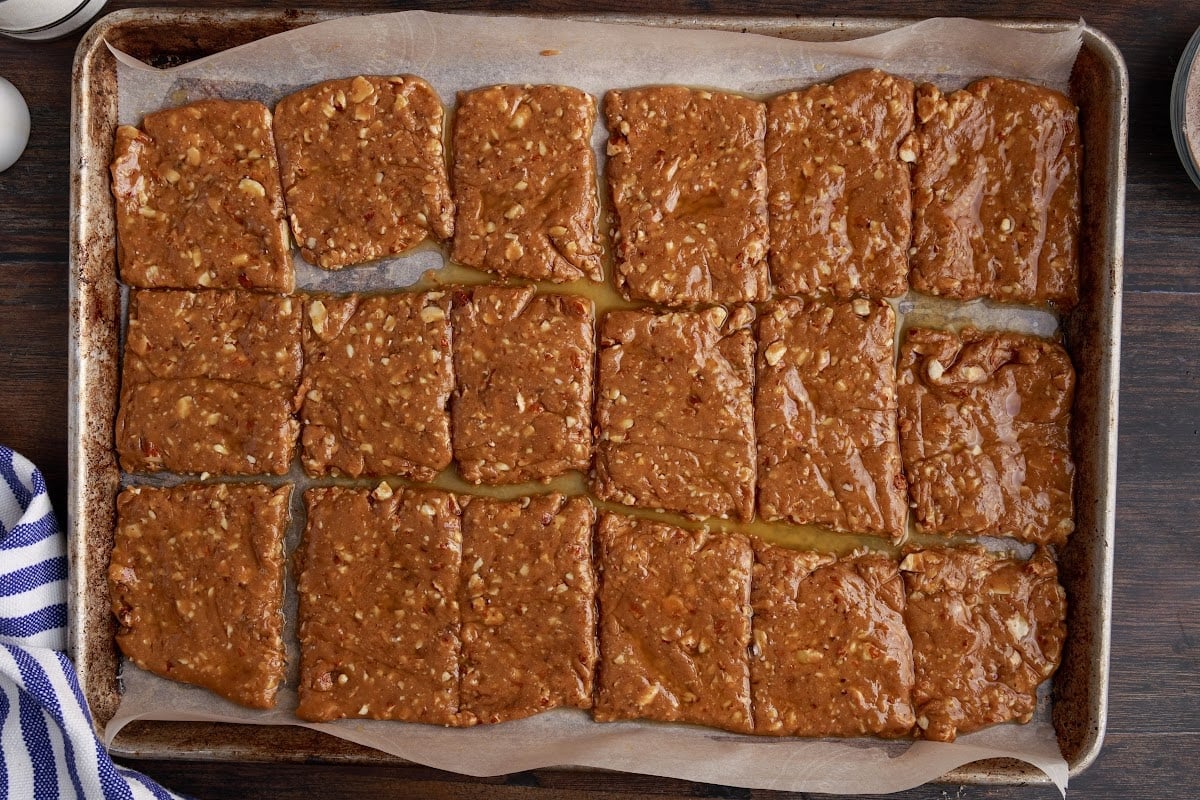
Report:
104,12,1082,795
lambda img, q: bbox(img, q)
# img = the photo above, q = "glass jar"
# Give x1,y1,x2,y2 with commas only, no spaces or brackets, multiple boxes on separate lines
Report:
0,0,108,41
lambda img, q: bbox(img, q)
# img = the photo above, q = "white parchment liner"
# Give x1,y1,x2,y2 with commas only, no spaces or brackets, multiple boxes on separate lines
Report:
103,12,1082,795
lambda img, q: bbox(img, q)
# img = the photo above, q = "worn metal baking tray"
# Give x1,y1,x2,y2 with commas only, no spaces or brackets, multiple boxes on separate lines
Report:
67,8,1126,785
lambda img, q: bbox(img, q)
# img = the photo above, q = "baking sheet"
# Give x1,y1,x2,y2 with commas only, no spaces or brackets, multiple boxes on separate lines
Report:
93,11,1093,795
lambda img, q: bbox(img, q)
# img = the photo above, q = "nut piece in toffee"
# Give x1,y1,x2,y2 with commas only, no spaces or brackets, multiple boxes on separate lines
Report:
750,543,915,737
604,87,770,306
897,327,1075,544
115,290,302,475
901,546,1066,742
459,494,598,724
592,306,757,522
593,513,753,732
452,286,594,485
766,69,914,299
297,485,463,724
908,78,1081,307
300,292,454,481
452,84,603,282
110,100,292,292
756,297,907,540
109,483,290,709
274,75,455,269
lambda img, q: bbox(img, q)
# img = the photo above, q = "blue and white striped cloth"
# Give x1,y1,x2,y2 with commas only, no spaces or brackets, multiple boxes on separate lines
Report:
0,446,182,799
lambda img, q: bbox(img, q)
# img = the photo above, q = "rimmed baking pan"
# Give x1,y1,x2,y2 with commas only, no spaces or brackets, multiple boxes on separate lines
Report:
67,8,1126,785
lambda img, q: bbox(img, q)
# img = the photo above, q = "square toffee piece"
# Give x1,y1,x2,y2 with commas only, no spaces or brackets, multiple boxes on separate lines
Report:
109,483,290,709
755,297,907,540
115,289,302,476
274,75,455,269
110,100,292,291
592,306,757,522
458,494,598,724
766,69,915,299
901,546,1067,742
750,544,915,737
897,327,1075,544
300,291,454,481
297,485,463,724
908,78,1081,307
604,87,770,306
451,286,594,485
593,514,754,732
452,84,603,282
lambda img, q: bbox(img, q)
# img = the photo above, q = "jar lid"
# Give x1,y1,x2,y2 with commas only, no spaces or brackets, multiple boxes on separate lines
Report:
1171,24,1200,190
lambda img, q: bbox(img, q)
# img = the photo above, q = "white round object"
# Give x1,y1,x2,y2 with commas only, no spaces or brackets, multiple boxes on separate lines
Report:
0,77,31,172
1172,25,1200,190
0,0,108,41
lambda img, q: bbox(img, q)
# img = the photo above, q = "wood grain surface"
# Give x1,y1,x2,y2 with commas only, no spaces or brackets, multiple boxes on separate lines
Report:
1,1,1197,797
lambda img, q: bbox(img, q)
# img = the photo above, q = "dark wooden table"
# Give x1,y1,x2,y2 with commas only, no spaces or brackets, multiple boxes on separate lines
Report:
2,1,1197,797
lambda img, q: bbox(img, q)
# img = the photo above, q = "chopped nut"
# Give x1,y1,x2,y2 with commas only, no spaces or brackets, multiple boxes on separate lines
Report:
308,299,328,335
238,178,266,198
961,365,986,383
509,105,531,129
349,75,375,103
637,683,661,707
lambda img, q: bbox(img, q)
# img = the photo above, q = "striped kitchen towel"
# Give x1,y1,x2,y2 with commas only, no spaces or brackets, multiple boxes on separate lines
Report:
0,446,182,799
